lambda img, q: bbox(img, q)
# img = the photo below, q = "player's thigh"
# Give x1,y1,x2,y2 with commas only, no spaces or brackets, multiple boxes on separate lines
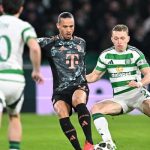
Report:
72,84,89,107
72,89,87,106
142,99,150,117
91,100,122,115
54,100,70,118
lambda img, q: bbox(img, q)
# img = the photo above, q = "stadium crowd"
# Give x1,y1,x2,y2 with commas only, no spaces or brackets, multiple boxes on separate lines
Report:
21,0,150,61
0,0,149,61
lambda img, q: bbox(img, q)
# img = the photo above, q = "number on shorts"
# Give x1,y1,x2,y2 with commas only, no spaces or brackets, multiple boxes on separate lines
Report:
141,89,150,98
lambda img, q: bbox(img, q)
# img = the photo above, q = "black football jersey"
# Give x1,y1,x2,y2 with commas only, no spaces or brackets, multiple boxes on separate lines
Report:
38,35,87,92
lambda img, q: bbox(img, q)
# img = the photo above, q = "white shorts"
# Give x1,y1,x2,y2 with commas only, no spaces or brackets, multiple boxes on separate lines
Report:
0,78,25,115
111,87,150,113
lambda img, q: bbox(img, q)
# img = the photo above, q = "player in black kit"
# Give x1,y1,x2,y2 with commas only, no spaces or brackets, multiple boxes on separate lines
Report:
38,12,94,150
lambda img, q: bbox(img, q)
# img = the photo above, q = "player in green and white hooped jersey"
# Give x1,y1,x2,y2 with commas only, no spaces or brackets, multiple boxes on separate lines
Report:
86,24,150,150
0,0,44,150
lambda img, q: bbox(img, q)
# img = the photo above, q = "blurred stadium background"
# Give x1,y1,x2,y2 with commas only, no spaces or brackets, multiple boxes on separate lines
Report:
20,0,150,113
1,0,150,149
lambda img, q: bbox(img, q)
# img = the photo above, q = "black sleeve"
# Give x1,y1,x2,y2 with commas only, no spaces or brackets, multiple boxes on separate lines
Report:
37,37,52,48
37,37,56,59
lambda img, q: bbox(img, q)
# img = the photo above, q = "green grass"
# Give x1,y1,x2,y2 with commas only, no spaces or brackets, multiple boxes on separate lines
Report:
0,113,150,150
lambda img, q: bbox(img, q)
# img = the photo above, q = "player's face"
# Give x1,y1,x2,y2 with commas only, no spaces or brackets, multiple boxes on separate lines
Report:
57,18,75,40
111,31,130,52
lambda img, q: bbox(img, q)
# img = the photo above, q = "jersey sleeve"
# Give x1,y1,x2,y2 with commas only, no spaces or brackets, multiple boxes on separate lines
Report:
37,38,46,48
21,22,37,43
135,51,149,70
37,37,53,48
95,53,107,72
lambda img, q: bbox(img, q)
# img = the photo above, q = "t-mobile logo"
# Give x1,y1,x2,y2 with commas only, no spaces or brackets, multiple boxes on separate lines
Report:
66,54,79,69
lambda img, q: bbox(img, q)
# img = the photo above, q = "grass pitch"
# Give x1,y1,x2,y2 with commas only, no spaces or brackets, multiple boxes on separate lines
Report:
0,113,150,150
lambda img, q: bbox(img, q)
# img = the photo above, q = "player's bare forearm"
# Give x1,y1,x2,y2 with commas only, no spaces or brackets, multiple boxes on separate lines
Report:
140,67,150,86
27,38,44,84
28,38,41,72
86,69,104,83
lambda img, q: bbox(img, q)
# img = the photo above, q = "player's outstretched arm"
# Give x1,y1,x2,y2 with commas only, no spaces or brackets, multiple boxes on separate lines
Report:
86,69,105,83
27,38,44,84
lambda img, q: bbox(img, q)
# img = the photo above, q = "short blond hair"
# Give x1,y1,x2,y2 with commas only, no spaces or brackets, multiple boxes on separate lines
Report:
112,24,129,35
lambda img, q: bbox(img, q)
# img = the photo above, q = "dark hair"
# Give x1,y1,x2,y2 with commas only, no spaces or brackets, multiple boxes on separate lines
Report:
2,0,24,14
112,24,129,35
57,12,74,23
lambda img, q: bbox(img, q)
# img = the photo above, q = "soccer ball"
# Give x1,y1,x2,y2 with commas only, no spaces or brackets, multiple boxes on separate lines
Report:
94,141,113,150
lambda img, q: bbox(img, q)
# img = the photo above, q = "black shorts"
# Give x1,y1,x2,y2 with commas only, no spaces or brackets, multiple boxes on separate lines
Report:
52,84,89,115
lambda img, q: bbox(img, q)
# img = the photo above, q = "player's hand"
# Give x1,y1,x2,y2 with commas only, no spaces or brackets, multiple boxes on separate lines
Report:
31,70,44,84
128,80,142,88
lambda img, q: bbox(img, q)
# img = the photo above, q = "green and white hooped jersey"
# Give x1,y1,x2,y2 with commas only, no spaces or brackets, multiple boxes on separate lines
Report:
0,15,37,82
96,45,150,96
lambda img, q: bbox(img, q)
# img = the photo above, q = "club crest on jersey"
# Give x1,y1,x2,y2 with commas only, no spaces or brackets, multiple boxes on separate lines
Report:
125,59,131,64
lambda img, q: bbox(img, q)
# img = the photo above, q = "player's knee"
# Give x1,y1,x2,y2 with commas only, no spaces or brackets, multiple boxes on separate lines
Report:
143,100,150,117
54,101,70,117
143,100,150,108
9,114,20,120
54,106,69,118
91,103,104,115
145,111,150,117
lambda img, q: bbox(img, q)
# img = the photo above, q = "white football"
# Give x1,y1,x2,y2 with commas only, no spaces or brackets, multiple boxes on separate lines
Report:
94,141,113,150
